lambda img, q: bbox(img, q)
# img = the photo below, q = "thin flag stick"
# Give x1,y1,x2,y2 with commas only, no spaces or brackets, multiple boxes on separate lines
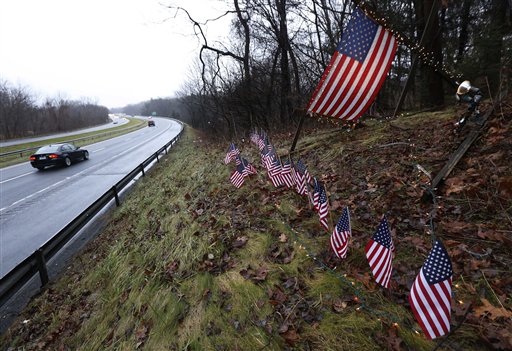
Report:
323,181,335,232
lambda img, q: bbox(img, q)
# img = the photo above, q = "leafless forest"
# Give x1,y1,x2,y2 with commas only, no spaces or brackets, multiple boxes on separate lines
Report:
3,0,511,140
0,80,109,140
125,0,510,139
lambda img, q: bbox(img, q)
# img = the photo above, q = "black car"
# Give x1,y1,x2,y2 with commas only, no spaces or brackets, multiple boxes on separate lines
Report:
29,143,89,170
148,119,155,127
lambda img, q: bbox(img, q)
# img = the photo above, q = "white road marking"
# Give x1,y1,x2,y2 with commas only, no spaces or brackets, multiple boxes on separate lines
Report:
0,171,35,184
0,129,172,213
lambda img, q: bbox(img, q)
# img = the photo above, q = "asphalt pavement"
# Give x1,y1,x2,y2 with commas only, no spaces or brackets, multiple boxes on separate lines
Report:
0,116,130,148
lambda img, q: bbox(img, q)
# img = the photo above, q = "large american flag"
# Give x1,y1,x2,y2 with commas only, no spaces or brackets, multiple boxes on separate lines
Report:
365,216,395,288
409,240,453,340
330,207,351,259
307,8,397,121
224,143,240,164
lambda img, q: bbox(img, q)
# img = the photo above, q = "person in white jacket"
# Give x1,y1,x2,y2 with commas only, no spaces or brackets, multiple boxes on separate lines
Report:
455,80,483,129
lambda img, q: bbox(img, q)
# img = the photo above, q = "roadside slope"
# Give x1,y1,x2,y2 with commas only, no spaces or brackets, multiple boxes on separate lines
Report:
1,98,511,350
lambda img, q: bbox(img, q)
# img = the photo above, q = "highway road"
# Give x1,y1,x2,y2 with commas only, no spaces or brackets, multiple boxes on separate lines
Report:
0,115,129,148
0,117,182,277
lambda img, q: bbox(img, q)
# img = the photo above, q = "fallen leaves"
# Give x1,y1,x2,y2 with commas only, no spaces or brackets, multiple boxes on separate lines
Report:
374,325,403,351
239,266,269,282
232,236,248,248
473,298,512,321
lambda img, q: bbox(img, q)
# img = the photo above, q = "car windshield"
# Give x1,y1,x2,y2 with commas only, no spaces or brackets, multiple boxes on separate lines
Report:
36,145,61,153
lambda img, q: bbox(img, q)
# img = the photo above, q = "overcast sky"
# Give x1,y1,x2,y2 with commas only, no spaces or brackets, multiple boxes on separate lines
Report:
0,0,230,108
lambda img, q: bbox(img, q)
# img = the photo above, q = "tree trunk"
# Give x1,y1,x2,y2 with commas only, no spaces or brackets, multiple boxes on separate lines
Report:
478,0,508,95
276,0,293,124
415,0,444,107
456,0,472,65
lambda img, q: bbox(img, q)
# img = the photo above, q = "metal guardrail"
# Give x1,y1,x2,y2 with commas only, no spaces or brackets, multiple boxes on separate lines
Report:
0,123,144,158
0,123,184,307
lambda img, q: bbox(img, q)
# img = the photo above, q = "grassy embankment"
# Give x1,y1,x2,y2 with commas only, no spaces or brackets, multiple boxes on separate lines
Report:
2,101,511,350
0,117,146,168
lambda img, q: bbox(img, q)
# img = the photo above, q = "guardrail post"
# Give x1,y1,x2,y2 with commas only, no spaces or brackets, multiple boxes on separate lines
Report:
140,164,145,177
164,146,168,154
35,249,49,286
112,186,120,206
155,152,159,163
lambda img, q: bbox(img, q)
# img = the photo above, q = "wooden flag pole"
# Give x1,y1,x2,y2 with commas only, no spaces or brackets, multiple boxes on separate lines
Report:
392,0,439,118
324,181,335,232
289,112,306,154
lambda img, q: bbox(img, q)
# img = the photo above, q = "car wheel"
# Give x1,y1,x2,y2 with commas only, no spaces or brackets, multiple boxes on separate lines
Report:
83,151,89,160
37,166,45,171
64,157,71,167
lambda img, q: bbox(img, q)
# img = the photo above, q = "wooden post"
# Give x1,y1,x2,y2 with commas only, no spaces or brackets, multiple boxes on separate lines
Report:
393,56,420,118
324,182,335,232
392,0,439,118
289,113,306,153
423,90,507,201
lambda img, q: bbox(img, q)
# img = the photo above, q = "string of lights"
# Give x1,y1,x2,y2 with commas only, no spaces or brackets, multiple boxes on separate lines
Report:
352,0,462,83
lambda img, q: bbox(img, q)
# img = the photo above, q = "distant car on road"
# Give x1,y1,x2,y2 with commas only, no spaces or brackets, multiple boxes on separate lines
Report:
29,143,89,170
148,117,155,127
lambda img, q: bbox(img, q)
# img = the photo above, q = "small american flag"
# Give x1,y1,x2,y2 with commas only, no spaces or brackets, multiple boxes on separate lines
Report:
365,216,394,288
230,162,246,188
250,132,259,145
268,157,284,187
331,207,351,258
307,8,397,121
258,137,267,152
318,186,329,231
297,159,311,184
312,178,322,210
241,157,257,175
224,143,240,164
409,240,453,340
280,158,295,188
262,145,276,170
312,179,329,231
294,160,310,196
